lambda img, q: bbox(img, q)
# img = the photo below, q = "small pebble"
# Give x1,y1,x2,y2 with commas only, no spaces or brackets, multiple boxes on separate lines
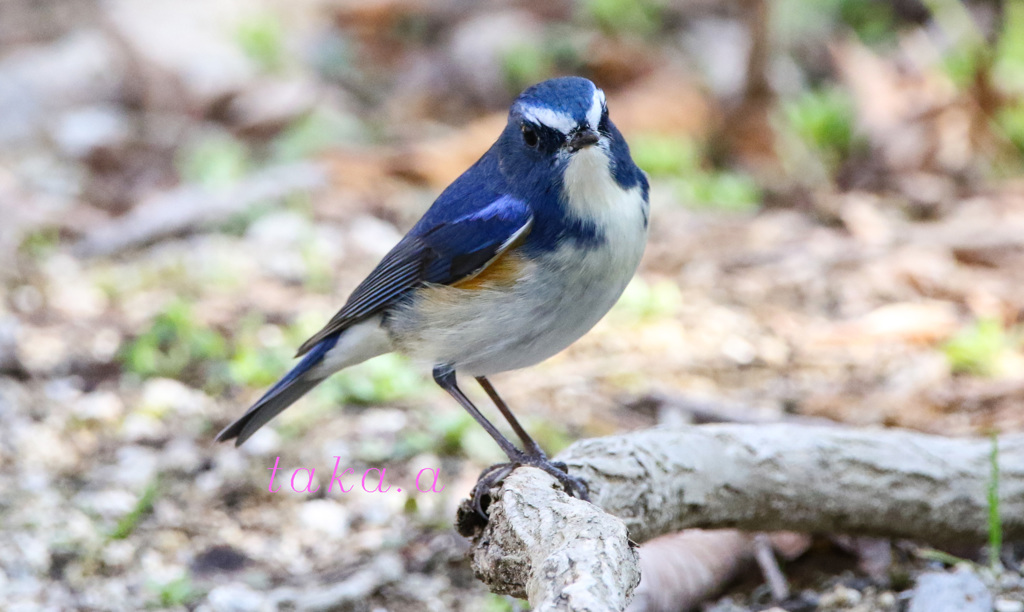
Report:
206,582,263,612
909,570,992,612
996,599,1024,612
112,445,159,489
298,499,350,539
819,585,862,608
73,391,124,422
140,378,209,416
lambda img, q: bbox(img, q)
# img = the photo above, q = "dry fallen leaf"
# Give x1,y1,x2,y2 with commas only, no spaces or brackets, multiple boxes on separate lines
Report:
813,301,960,346
627,530,810,612
607,67,715,142
831,37,987,177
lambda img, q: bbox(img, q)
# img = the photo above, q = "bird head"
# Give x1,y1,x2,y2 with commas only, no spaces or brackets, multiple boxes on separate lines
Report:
497,77,625,194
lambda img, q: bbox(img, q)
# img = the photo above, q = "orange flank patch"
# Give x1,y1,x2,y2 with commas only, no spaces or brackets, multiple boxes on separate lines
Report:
451,251,525,291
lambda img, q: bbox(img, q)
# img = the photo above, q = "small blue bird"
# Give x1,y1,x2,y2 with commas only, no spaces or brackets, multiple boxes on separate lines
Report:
217,76,649,512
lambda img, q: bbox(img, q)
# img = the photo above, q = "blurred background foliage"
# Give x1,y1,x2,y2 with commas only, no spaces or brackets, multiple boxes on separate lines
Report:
2,0,1024,610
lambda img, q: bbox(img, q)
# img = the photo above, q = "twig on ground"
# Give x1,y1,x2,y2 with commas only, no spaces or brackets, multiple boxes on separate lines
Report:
752,533,790,602
73,163,326,257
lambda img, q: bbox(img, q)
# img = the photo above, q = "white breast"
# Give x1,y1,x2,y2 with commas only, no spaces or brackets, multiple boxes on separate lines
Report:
561,144,649,261
513,144,648,369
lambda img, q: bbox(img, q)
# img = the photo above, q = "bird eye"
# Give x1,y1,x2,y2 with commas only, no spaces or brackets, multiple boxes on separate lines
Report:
521,124,539,148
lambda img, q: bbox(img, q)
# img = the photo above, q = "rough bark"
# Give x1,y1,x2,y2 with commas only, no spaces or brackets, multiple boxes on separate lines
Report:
462,467,641,611
460,424,1023,609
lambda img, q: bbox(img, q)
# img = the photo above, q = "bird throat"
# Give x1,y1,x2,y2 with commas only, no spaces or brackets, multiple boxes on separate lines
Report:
561,145,628,224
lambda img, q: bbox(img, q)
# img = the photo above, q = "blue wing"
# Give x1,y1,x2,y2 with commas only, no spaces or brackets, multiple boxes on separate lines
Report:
295,191,533,356
217,151,532,445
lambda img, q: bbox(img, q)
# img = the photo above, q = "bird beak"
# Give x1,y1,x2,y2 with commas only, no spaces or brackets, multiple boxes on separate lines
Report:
567,128,600,152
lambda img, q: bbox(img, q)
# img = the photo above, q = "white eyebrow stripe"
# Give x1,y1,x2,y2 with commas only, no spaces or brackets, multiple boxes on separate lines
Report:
587,89,605,131
520,105,576,134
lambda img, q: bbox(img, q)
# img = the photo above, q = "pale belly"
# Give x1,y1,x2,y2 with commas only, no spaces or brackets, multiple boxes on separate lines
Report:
387,233,646,376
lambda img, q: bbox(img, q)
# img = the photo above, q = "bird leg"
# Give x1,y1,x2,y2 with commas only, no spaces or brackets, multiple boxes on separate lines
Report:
474,376,587,495
433,366,525,460
476,376,588,503
433,366,588,517
475,376,548,460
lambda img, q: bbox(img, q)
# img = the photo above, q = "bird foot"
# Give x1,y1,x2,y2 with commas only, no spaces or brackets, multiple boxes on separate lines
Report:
467,454,589,518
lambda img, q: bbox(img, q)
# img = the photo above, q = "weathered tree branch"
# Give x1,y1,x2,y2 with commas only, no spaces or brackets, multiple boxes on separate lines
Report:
460,424,1023,610
463,468,641,611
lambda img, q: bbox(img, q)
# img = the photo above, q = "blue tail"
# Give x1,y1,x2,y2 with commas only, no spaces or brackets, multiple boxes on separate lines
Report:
216,335,339,446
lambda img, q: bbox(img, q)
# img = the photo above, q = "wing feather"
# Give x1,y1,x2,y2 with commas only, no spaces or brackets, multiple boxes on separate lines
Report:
295,197,532,356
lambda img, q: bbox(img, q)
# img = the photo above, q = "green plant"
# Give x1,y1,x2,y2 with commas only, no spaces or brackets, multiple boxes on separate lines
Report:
996,104,1024,156
942,318,1010,376
227,316,291,389
988,432,1003,570
502,43,553,93
582,0,664,36
395,410,475,458
499,33,581,94
269,353,427,440
915,547,971,566
430,411,475,456
236,13,286,73
108,478,159,540
837,0,898,46
120,299,228,382
177,134,250,189
943,45,986,90
994,0,1024,91
612,277,682,323
19,227,61,258
631,134,761,211
391,13,434,44
217,201,279,237
919,0,991,89
783,86,860,172
678,171,761,212
316,353,425,406
630,135,700,177
148,575,200,608
299,240,336,294
481,593,524,612
272,110,366,164
772,0,897,49
523,417,573,457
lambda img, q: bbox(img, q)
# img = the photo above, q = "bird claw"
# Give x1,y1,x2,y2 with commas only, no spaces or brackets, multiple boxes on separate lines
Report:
469,463,516,517
469,455,589,519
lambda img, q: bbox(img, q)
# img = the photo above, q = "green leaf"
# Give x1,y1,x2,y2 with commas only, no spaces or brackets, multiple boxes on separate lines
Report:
119,299,228,382
236,13,286,73
783,86,858,171
678,171,761,212
988,432,1003,570
582,0,664,36
631,135,700,178
108,478,159,540
942,318,1008,376
177,134,250,189
148,575,201,608
996,104,1024,156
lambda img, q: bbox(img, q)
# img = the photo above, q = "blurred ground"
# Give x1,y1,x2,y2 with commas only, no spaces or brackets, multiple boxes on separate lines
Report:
1,0,1024,610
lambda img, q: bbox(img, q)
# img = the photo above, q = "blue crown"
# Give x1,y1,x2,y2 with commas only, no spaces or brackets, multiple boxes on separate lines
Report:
513,76,600,127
